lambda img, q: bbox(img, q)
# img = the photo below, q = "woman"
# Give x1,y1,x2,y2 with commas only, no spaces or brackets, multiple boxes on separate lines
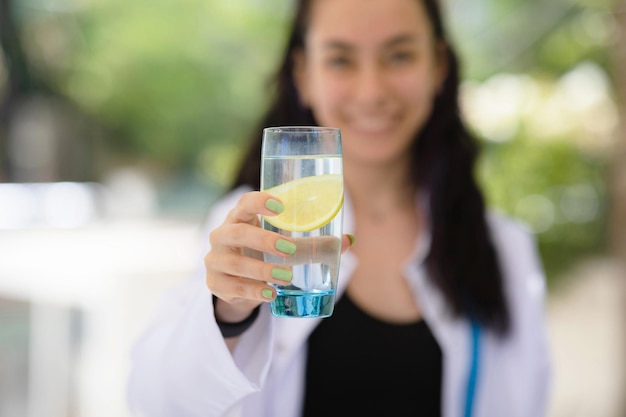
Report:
127,0,551,416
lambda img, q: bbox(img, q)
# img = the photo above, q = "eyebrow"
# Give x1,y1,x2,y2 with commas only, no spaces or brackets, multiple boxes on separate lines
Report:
322,34,421,51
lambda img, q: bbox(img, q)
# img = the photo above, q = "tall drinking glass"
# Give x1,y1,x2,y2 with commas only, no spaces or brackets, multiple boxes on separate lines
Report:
261,126,344,318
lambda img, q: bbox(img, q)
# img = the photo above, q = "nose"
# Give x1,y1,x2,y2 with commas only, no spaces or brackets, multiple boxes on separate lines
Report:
353,63,389,108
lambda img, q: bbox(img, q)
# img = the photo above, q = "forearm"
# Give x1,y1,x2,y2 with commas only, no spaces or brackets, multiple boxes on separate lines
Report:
127,280,267,416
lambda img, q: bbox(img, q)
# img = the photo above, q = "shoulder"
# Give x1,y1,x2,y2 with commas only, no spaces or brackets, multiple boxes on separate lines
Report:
485,209,547,322
485,208,544,272
485,210,541,271
486,210,534,245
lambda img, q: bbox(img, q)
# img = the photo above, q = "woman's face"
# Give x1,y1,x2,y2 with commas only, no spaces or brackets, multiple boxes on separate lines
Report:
294,0,447,167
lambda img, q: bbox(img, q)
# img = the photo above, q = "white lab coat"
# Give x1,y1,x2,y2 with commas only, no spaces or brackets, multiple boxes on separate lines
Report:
127,187,551,417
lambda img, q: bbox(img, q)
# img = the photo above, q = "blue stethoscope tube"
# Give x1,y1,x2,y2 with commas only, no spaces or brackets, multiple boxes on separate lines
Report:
464,320,481,417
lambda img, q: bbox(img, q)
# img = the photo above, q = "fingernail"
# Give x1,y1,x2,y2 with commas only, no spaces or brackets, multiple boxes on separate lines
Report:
347,234,356,247
262,288,273,299
276,239,296,255
271,268,292,281
265,198,284,214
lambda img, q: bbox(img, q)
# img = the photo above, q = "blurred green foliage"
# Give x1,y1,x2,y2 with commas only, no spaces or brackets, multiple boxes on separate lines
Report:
445,0,616,283
5,0,618,282
478,138,608,284
25,0,291,177
447,0,615,79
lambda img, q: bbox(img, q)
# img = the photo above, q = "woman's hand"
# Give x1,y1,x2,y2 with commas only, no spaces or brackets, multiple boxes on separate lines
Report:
205,191,291,323
205,191,354,324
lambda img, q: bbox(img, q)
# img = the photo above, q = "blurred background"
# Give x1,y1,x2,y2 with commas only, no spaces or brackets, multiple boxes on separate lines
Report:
0,0,624,416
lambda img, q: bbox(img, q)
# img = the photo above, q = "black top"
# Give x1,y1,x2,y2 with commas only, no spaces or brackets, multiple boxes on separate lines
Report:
302,292,443,417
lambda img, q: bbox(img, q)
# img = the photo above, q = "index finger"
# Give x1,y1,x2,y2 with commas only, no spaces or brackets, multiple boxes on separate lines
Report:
225,191,284,225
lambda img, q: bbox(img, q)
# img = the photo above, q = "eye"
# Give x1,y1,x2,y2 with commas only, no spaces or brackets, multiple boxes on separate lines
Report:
387,50,416,64
325,55,352,69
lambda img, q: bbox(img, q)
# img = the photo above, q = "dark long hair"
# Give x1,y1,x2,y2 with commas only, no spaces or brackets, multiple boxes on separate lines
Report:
231,0,510,335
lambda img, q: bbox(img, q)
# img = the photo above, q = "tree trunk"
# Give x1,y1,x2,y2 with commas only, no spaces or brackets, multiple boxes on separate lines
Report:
610,0,626,264
610,2,626,416
0,0,35,181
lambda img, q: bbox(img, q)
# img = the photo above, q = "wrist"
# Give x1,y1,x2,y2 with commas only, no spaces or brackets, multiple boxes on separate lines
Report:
212,295,260,338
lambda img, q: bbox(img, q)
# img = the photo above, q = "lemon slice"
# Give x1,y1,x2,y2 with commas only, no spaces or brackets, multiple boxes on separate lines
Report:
263,174,344,232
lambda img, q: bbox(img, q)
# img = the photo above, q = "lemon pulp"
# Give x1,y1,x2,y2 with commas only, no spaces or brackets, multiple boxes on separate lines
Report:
263,174,344,232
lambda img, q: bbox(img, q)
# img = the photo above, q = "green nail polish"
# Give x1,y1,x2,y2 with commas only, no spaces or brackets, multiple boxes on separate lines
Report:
262,288,273,299
347,234,356,246
265,199,284,214
271,268,292,281
276,239,296,255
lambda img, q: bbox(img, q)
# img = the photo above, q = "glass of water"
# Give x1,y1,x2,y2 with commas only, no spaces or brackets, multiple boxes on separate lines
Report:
261,126,344,318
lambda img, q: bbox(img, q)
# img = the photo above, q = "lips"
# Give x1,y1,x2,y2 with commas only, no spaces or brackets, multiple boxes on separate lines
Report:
352,119,394,130
346,115,399,137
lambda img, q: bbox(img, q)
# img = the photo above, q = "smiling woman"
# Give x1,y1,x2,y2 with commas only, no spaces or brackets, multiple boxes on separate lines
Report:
292,0,447,170
127,1,551,416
